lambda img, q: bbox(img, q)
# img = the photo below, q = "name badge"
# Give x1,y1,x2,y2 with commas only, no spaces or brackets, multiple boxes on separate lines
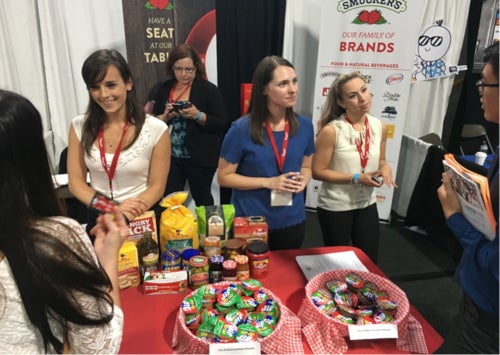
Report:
270,190,293,206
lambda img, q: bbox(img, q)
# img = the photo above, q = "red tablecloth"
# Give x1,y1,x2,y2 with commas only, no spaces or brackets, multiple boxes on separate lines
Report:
118,246,443,354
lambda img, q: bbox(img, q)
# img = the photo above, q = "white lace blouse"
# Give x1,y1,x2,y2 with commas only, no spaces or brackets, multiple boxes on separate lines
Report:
0,217,124,354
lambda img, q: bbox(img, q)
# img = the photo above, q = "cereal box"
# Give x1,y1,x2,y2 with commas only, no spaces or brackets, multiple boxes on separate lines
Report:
118,241,140,289
233,216,268,248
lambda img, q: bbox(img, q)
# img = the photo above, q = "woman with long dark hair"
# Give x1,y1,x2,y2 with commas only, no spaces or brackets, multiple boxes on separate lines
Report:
218,55,314,250
0,90,127,353
68,49,170,235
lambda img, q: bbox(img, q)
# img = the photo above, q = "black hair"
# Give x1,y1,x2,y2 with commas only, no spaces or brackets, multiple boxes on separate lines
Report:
81,49,145,155
483,41,499,80
0,90,114,353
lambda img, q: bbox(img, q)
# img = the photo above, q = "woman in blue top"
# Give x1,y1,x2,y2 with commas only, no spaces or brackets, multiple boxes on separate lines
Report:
218,56,315,250
436,41,498,354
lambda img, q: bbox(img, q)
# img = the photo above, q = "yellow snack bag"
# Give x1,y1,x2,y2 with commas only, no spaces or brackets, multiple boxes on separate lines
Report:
159,191,199,252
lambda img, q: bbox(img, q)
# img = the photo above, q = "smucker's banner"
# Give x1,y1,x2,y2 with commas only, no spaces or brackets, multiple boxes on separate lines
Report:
122,0,216,103
305,0,426,221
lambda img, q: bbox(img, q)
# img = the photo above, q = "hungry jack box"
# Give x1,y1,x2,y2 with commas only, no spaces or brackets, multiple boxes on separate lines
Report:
118,241,140,290
233,216,268,248
127,210,158,244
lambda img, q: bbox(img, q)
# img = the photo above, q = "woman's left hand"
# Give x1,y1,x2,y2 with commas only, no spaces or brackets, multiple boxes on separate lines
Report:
380,164,398,188
292,172,310,193
120,197,149,220
179,104,199,120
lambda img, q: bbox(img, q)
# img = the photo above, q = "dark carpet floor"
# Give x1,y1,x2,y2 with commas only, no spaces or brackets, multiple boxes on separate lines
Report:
302,209,462,338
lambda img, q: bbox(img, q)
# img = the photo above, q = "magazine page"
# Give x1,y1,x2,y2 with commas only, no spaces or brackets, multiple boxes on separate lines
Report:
445,154,496,231
443,155,495,240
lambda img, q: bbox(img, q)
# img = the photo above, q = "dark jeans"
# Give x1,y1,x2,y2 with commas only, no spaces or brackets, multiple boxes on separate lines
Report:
268,220,306,251
164,157,216,206
435,294,499,354
317,203,379,263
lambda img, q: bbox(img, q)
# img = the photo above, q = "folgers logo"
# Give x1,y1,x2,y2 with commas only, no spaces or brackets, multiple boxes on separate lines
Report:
385,74,404,85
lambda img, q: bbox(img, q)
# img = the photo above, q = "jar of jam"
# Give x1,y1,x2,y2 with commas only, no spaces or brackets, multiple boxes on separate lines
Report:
203,236,221,258
246,240,270,279
189,255,209,289
209,255,224,283
160,249,181,272
223,239,243,260
222,259,237,281
181,248,200,270
235,255,250,281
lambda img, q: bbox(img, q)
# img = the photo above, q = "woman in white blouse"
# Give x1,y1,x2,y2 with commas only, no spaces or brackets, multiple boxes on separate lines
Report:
0,90,127,353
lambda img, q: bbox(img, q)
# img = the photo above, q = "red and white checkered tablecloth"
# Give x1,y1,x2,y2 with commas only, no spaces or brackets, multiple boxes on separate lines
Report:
297,269,428,354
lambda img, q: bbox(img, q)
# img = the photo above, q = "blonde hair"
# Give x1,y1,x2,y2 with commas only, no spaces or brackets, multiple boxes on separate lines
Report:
319,71,365,129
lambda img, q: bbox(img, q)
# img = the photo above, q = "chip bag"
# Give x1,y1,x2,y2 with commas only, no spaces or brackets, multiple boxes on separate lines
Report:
159,191,199,252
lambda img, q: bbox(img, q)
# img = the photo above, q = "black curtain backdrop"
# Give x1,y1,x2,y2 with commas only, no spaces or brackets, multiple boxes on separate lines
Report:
215,0,286,203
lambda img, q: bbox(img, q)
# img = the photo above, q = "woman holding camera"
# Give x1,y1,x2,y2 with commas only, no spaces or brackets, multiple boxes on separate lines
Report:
146,44,228,207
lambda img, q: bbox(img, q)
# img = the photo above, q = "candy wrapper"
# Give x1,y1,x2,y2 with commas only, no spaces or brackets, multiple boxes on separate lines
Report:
172,281,303,354
297,269,428,354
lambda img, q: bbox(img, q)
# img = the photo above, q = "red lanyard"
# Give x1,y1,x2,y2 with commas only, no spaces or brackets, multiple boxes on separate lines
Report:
98,122,130,200
169,82,192,103
345,115,370,172
265,119,289,173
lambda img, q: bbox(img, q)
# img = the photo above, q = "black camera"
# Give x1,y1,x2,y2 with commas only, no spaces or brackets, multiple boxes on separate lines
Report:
171,101,192,112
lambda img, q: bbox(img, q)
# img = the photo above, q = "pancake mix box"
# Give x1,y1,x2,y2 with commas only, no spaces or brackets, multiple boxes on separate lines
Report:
118,241,140,290
127,210,158,244
233,216,268,248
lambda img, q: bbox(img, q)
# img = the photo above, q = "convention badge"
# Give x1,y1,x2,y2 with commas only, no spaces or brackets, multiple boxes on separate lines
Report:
270,190,293,206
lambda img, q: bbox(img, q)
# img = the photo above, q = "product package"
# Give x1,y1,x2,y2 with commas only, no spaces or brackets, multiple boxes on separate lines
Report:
127,210,158,244
159,191,199,252
233,216,268,248
143,270,188,295
118,241,140,289
195,204,235,250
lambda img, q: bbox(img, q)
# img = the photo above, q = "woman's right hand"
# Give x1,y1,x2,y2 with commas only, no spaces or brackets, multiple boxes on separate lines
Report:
93,206,129,266
159,103,177,122
266,172,302,192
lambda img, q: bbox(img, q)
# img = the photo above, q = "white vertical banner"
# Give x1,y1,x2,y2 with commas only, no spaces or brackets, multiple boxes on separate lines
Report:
306,0,426,221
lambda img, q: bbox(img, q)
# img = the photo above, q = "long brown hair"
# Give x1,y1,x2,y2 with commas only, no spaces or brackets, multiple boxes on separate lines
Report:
247,55,299,145
80,49,145,155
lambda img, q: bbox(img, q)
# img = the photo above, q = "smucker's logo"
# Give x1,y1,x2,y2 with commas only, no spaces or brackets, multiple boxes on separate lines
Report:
337,0,407,14
145,0,173,10
320,71,341,79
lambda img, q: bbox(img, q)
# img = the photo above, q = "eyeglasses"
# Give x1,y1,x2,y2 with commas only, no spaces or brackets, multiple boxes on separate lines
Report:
476,80,499,93
173,66,195,74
